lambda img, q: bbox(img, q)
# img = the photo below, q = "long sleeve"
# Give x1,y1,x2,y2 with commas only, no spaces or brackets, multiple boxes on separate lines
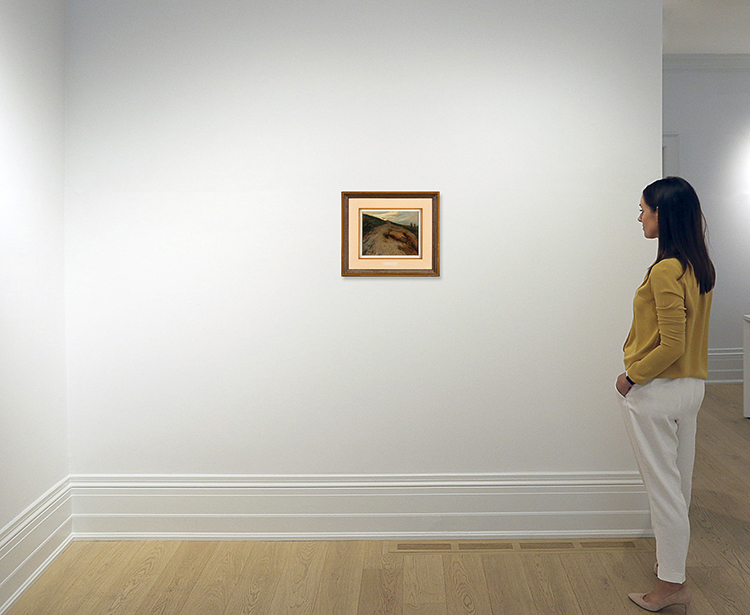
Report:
623,258,711,384
626,261,686,383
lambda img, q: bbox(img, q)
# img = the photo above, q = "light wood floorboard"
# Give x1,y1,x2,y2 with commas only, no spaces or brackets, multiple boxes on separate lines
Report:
7,384,749,614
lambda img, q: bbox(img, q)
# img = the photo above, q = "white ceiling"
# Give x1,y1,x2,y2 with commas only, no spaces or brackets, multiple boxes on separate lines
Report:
663,0,750,54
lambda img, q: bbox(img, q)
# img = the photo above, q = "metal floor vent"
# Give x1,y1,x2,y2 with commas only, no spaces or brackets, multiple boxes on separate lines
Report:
391,538,653,554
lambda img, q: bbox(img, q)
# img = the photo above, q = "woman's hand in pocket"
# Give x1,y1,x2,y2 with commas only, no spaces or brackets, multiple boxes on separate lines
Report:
616,372,633,397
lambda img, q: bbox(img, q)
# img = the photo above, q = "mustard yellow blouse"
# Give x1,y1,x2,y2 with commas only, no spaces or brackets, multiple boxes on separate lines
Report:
623,258,712,385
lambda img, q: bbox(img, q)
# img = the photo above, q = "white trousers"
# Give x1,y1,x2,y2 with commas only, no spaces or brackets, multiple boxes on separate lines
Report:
620,377,705,584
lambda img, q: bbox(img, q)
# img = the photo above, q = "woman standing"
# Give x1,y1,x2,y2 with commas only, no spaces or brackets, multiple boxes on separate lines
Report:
616,177,715,614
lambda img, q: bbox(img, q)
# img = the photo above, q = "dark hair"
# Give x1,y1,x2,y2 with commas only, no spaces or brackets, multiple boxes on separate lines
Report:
642,176,715,294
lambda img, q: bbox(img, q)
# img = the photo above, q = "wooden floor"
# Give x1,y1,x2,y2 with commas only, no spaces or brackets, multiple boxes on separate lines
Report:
7,384,749,615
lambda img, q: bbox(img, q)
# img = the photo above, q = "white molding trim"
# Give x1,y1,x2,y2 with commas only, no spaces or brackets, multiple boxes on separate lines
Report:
70,473,651,541
708,348,744,384
1,472,651,611
0,479,73,614
663,54,750,71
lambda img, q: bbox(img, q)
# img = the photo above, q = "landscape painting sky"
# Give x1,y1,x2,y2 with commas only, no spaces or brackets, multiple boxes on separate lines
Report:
363,209,420,226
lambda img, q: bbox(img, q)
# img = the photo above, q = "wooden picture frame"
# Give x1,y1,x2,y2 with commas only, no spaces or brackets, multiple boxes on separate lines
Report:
341,191,440,277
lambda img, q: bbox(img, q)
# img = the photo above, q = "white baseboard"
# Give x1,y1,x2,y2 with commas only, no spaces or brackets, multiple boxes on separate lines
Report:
0,479,73,614
69,473,651,541
1,472,651,612
708,348,743,384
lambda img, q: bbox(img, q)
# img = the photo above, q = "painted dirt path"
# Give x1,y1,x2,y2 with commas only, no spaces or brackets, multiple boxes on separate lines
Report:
361,222,418,256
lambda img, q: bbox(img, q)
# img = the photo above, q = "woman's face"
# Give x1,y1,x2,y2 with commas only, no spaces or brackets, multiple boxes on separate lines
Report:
638,196,659,239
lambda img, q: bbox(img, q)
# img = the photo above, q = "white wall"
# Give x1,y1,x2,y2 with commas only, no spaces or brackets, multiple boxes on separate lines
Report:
0,0,68,531
64,0,661,509
664,55,750,381
0,1,71,608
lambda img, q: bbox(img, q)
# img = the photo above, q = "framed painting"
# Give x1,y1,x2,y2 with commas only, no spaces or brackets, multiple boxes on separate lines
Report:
341,191,440,277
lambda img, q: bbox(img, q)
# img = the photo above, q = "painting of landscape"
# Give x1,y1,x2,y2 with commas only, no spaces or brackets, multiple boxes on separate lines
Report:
360,210,420,257
341,191,438,276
